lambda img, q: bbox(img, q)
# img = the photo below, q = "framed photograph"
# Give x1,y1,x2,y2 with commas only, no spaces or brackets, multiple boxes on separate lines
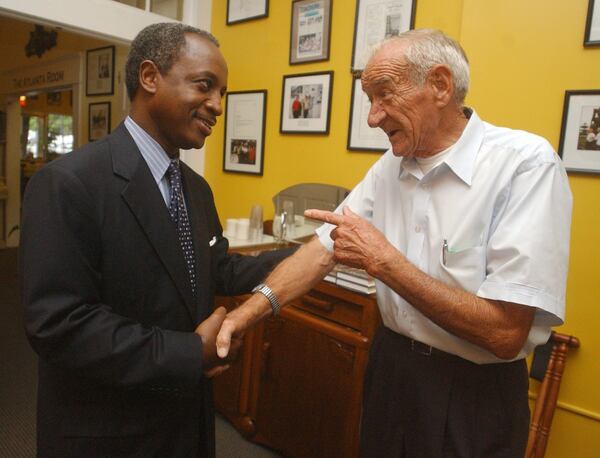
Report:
558,90,600,174
86,45,115,96
347,76,390,152
280,71,333,134
585,0,600,46
223,90,267,175
227,0,269,25
88,102,111,141
351,0,417,71
289,0,332,65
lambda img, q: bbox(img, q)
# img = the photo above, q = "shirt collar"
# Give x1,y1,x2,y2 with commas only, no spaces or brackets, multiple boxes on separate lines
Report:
124,116,172,184
398,108,485,186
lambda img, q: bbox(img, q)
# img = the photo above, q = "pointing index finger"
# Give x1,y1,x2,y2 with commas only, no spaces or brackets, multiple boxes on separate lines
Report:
304,209,344,226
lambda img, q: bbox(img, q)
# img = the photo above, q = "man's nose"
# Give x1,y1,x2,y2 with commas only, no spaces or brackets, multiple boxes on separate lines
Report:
206,93,223,116
367,103,385,128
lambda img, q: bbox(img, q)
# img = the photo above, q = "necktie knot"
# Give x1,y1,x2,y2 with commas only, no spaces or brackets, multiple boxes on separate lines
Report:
167,159,182,194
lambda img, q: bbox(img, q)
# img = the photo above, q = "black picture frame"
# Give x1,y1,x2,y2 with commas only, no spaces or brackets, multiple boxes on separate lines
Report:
280,71,334,134
584,0,600,46
351,0,417,71
86,45,115,96
289,0,332,65
558,89,600,174
347,75,390,152
88,102,111,141
223,90,267,175
227,0,269,25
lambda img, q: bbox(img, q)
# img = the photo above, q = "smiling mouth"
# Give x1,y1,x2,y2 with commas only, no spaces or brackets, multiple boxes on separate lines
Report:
194,114,216,135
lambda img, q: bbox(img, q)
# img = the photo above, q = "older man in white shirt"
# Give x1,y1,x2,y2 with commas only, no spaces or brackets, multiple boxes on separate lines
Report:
217,29,572,457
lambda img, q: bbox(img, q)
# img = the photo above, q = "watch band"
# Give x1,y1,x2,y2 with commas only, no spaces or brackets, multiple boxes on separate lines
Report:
252,283,281,316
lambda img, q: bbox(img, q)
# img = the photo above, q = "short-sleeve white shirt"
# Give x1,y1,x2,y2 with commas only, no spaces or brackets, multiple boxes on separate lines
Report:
316,109,572,364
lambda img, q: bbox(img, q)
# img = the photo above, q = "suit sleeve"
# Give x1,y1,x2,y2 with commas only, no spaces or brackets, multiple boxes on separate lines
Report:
213,240,297,296
20,164,203,391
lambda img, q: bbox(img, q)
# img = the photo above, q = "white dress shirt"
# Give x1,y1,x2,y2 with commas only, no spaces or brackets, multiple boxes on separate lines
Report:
317,109,572,364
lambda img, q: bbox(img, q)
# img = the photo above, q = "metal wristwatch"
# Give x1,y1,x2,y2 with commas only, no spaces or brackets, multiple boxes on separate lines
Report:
252,283,281,316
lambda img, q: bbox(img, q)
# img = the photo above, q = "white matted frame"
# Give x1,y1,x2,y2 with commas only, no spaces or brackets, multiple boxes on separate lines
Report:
585,0,600,46
558,89,600,174
289,0,332,65
351,0,416,71
227,0,269,25
223,90,267,175
280,71,333,134
347,75,390,152
86,45,115,96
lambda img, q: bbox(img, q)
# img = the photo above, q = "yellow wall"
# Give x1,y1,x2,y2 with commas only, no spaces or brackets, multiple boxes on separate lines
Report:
208,0,600,455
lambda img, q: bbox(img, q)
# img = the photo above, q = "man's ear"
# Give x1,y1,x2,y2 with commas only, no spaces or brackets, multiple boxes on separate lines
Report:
427,64,454,107
138,60,161,95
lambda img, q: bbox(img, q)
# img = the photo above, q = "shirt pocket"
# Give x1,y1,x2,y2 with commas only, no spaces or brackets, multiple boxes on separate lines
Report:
438,244,486,293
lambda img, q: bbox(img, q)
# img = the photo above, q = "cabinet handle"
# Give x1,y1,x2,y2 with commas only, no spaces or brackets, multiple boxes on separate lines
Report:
328,338,355,372
301,294,334,313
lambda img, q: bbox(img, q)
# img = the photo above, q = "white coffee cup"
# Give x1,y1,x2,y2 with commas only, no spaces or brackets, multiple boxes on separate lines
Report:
236,218,250,240
225,218,238,238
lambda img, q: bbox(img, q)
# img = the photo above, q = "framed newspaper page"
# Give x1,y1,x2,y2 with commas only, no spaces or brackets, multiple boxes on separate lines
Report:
351,0,416,71
290,0,332,64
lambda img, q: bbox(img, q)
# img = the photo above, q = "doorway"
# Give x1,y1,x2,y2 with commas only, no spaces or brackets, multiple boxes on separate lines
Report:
20,88,74,194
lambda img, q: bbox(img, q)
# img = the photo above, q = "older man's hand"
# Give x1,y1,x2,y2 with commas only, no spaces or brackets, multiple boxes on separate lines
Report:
195,307,242,378
304,206,394,277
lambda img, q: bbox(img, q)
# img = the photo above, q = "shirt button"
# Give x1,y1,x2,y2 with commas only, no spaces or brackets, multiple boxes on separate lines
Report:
415,225,421,233
402,310,408,317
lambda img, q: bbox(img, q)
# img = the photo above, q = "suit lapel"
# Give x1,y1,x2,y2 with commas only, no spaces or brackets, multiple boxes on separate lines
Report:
109,124,197,321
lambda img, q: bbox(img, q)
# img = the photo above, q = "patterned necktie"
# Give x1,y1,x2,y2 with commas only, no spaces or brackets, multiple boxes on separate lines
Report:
167,160,196,295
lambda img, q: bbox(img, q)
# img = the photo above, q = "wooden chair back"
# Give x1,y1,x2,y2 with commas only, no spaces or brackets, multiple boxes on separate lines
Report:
525,331,580,458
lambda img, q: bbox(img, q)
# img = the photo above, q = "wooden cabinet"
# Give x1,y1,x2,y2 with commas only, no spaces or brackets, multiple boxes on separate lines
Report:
214,281,381,457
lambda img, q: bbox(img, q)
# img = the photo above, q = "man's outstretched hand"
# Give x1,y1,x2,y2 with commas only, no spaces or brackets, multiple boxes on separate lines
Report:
195,307,242,378
216,306,252,359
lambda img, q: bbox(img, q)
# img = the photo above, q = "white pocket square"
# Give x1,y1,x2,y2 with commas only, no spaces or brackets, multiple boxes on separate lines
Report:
209,236,217,247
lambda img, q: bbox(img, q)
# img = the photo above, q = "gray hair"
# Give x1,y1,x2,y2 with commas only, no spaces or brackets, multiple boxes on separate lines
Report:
373,29,470,104
125,22,219,100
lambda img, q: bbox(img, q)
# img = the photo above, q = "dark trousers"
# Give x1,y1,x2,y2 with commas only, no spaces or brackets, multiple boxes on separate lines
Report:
360,327,529,458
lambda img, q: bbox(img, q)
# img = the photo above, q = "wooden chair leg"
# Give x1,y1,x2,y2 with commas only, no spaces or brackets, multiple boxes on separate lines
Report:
526,333,579,458
526,346,557,457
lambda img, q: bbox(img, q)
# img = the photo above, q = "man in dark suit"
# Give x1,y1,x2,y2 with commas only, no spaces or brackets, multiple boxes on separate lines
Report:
20,23,288,457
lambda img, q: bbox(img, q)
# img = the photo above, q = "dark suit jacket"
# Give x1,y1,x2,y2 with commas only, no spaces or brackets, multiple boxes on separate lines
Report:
20,123,290,457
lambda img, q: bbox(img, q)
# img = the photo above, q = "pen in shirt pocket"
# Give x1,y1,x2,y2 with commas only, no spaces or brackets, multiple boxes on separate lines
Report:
442,239,448,266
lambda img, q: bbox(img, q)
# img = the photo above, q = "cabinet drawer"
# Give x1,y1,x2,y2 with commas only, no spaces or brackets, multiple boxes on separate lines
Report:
292,288,364,331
